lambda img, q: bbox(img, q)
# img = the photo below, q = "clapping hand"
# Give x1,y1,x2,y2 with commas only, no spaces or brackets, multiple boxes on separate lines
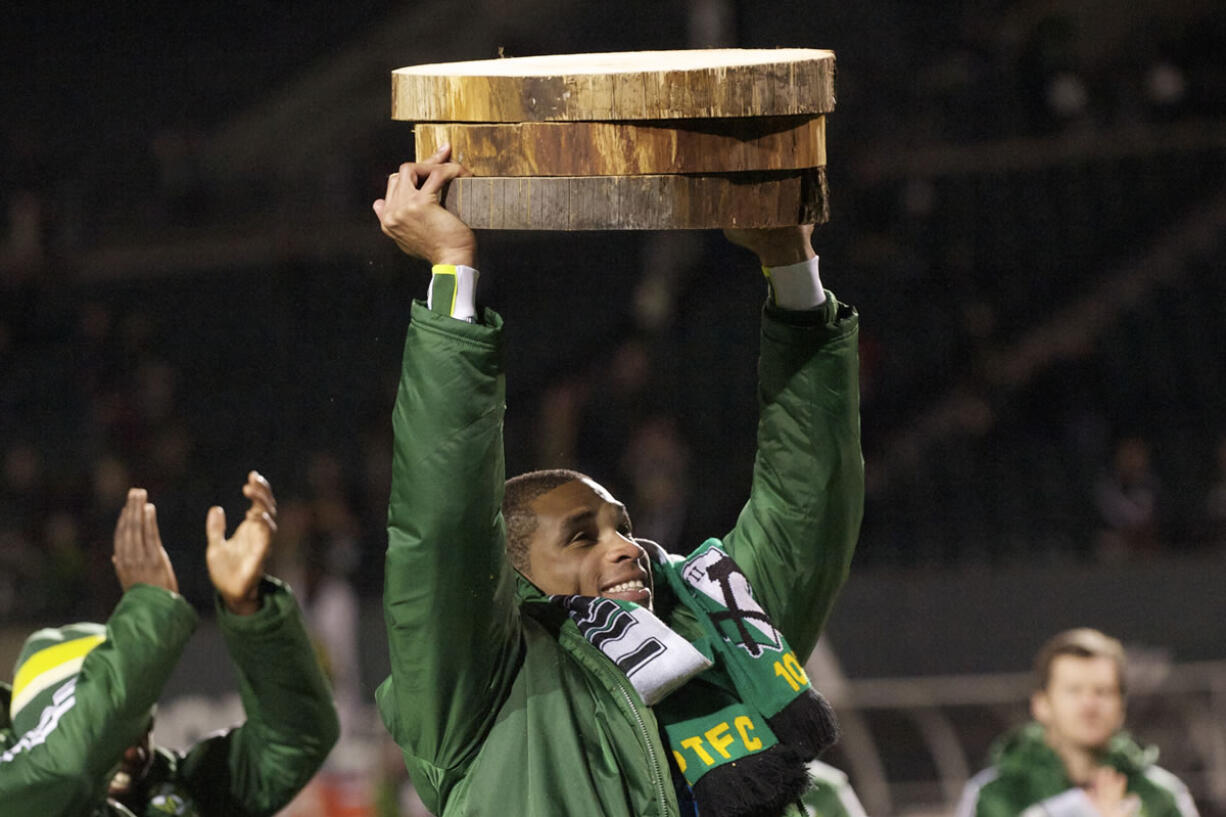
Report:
112,488,179,594
205,471,278,616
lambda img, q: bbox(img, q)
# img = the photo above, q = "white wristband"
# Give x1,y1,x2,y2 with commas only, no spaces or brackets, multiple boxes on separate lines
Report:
763,255,826,310
428,264,480,322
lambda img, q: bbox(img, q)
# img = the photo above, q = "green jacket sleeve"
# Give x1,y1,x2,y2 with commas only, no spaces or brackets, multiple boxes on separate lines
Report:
720,295,863,662
0,584,197,817
173,577,340,817
375,303,522,801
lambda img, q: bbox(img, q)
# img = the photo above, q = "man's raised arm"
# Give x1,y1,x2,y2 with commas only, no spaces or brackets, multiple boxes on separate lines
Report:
0,489,197,817
718,225,864,662
175,472,339,816
372,147,522,807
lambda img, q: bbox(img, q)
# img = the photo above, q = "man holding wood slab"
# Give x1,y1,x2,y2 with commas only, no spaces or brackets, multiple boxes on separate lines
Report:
372,141,863,817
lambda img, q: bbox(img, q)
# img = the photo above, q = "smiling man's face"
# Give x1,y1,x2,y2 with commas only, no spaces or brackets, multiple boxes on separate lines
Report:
525,477,654,609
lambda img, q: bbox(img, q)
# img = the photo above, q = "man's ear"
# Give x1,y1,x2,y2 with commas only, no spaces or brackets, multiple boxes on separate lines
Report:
1031,690,1050,725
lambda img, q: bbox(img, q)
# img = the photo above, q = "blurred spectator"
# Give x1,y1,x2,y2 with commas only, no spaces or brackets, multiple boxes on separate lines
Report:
1094,437,1162,560
957,628,1198,817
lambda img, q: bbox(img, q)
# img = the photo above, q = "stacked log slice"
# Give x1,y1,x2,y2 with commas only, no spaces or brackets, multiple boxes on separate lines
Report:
393,49,836,122
391,49,836,229
413,117,826,177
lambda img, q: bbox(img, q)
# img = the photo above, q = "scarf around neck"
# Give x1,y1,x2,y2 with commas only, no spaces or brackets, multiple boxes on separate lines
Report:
551,539,838,817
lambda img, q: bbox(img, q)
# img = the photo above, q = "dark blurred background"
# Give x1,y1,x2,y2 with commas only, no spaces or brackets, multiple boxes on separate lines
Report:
2,1,1224,815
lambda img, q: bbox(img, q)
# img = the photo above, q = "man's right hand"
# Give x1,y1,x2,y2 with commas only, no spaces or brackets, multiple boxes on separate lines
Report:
723,225,816,267
112,488,179,594
205,471,278,616
373,144,477,267
1086,767,1142,817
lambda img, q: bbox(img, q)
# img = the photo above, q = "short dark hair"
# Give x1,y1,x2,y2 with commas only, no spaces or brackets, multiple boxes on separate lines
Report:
1034,628,1127,694
502,469,589,573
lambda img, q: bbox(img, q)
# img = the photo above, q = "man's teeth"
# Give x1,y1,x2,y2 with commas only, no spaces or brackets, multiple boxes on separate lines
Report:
606,580,645,594
111,771,131,791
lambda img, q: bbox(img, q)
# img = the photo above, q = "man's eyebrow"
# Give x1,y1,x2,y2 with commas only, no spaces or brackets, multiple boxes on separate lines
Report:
559,508,596,532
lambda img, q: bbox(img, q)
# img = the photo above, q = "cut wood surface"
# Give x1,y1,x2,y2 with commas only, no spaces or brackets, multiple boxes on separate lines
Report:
438,168,829,230
415,116,825,176
393,48,835,122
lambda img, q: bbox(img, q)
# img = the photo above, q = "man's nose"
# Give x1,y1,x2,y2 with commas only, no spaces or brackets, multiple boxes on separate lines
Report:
605,533,645,562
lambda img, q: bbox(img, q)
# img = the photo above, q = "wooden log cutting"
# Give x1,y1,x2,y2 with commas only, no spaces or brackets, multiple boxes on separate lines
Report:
393,49,836,123
439,168,828,230
415,116,826,177
391,48,837,229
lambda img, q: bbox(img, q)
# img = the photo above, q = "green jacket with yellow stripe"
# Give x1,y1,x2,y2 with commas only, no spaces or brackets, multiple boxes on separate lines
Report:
377,295,863,817
0,578,339,817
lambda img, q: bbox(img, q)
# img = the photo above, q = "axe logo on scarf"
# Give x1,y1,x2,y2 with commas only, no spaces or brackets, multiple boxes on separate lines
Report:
681,548,782,658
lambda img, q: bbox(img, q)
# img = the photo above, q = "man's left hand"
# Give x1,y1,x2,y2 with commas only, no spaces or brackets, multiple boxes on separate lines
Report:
206,471,278,615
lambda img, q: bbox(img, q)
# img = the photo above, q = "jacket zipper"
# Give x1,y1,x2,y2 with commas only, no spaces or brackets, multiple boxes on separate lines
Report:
552,610,675,816
615,679,671,816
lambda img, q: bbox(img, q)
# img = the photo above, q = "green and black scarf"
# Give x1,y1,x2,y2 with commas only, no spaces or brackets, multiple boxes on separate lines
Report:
552,539,838,817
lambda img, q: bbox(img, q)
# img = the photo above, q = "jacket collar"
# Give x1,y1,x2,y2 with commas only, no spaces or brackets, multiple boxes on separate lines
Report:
993,722,1158,777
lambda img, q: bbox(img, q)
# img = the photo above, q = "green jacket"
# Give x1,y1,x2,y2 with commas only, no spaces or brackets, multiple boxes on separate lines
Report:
0,579,339,817
957,723,1199,817
378,295,863,817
